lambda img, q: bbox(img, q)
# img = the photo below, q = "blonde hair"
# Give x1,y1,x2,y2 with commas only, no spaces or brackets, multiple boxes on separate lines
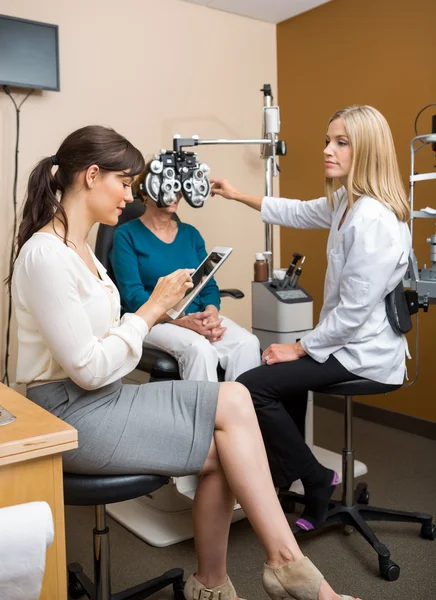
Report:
325,105,410,222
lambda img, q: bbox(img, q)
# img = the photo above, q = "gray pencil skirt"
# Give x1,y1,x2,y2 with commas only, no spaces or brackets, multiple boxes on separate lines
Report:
27,378,220,476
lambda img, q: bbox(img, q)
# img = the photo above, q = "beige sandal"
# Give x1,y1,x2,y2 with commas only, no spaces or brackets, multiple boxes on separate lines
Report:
184,574,245,600
263,556,358,600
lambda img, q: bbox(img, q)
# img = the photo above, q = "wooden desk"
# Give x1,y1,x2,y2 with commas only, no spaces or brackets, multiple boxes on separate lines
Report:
0,382,78,600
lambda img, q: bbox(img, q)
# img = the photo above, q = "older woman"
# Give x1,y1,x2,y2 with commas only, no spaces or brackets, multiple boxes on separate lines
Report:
110,163,261,382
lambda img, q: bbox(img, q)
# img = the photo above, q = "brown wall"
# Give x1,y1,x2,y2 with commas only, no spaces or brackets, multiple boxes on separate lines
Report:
277,0,436,421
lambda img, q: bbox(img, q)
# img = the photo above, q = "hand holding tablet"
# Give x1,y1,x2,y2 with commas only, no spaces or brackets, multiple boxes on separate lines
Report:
166,247,233,320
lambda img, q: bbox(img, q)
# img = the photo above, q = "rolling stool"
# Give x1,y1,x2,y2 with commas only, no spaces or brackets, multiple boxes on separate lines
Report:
64,472,185,600
279,379,435,581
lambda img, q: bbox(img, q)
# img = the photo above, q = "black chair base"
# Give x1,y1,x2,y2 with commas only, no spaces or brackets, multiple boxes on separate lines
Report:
68,562,185,600
278,379,436,580
280,483,435,581
64,474,186,600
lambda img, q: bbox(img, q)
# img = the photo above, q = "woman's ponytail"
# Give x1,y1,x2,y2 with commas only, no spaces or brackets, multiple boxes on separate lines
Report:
6,156,67,286
18,157,68,250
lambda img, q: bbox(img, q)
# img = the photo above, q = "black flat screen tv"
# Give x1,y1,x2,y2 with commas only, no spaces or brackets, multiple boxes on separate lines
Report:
0,14,60,91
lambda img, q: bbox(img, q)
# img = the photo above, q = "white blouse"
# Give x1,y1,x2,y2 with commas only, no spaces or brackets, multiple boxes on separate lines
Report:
261,190,411,384
12,233,149,390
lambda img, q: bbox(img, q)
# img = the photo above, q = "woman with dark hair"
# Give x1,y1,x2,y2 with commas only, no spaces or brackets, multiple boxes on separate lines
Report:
11,124,359,600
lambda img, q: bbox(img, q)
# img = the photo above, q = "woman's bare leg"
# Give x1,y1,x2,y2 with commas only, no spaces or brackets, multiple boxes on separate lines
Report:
213,382,303,564
193,443,235,588
190,382,358,600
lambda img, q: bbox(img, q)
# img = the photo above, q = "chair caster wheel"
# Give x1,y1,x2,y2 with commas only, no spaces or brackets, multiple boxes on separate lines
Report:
68,581,86,599
68,563,86,599
379,560,400,581
421,523,436,540
355,482,369,505
173,580,185,600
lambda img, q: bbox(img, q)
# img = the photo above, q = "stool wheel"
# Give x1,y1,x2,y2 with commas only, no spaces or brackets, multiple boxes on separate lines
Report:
421,523,436,540
68,580,85,599
68,563,86,599
173,579,185,600
379,559,400,581
355,482,370,505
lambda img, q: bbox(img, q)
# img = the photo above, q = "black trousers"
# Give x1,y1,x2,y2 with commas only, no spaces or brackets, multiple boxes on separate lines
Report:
236,355,362,488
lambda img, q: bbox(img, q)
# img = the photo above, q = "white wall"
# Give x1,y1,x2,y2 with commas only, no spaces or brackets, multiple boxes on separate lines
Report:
0,0,279,383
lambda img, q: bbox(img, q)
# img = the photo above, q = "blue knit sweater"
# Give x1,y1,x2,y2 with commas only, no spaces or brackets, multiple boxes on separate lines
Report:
110,218,221,314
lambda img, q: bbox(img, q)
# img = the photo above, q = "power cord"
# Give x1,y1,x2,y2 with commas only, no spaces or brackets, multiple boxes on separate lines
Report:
413,103,436,137
1,85,34,386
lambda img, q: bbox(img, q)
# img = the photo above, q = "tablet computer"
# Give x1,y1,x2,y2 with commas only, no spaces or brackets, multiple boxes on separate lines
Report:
166,246,233,319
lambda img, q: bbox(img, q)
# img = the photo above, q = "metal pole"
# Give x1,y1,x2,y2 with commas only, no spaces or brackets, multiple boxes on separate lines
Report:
410,138,415,241
94,505,111,600
342,396,355,507
264,93,274,280
265,156,274,280
197,138,272,146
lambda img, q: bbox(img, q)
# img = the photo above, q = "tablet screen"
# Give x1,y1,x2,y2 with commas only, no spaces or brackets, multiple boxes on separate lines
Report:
188,251,224,295
168,248,232,318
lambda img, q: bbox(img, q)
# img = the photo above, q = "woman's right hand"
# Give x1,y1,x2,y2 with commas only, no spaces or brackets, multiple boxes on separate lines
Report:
136,269,193,326
210,178,263,211
150,269,194,312
210,178,241,200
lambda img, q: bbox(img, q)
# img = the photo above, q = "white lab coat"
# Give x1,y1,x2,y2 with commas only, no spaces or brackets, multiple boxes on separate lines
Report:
261,189,411,384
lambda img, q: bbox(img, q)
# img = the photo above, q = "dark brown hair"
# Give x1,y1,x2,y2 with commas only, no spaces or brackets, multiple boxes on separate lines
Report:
8,125,144,284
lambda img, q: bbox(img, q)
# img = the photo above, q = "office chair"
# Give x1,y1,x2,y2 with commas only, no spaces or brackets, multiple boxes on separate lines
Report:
94,197,248,548
279,379,435,581
95,196,244,382
64,472,185,600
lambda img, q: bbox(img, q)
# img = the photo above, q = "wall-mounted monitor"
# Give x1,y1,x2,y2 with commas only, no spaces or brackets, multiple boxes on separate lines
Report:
0,14,60,91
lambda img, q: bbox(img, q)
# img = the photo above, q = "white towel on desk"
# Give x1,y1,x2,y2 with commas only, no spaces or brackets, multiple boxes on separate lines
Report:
0,501,54,600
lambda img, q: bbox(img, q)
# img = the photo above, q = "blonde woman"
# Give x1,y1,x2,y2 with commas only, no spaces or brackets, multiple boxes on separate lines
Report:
211,105,411,532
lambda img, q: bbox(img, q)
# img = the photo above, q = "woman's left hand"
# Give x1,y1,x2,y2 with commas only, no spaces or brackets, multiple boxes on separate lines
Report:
202,305,226,342
262,342,307,365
